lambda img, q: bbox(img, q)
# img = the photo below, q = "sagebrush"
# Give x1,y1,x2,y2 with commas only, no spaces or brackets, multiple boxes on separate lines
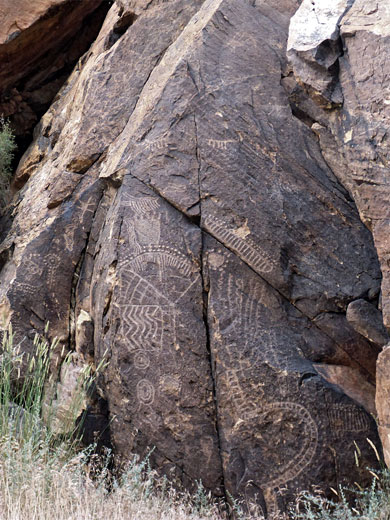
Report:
0,117,16,199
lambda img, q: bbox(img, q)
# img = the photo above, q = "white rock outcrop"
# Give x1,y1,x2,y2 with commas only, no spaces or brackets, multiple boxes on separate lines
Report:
287,0,354,104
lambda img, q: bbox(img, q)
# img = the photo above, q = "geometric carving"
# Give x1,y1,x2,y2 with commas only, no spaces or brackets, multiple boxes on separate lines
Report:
215,269,297,371
121,193,160,213
143,137,168,152
120,245,195,280
118,304,174,353
328,404,372,437
206,139,235,150
259,401,318,490
134,351,151,370
136,379,155,405
229,387,319,490
204,215,274,275
115,230,199,407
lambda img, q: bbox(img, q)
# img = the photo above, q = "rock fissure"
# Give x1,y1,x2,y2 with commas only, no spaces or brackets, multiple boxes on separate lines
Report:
194,108,227,504
200,232,228,505
69,188,104,353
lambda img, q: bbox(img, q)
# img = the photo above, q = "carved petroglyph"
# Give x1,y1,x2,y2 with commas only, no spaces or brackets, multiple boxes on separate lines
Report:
218,269,296,371
64,231,75,253
206,139,236,150
225,360,319,488
16,251,64,291
143,137,169,152
122,194,162,250
118,303,175,353
121,192,160,214
12,253,43,297
11,247,73,324
134,351,151,370
228,382,318,495
208,250,317,503
328,404,372,436
120,245,196,281
136,379,155,405
259,402,318,490
207,248,227,272
77,199,98,224
204,215,275,275
226,367,266,426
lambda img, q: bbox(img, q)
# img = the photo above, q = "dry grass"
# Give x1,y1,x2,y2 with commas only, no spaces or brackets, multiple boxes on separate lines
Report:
0,327,387,520
1,440,389,520
0,441,228,520
0,327,234,520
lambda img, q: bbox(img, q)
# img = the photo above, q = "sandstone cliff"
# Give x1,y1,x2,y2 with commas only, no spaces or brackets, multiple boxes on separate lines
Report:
0,0,388,515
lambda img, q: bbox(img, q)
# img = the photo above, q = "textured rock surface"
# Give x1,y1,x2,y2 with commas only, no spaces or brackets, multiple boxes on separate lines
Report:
288,0,390,478
347,299,389,348
0,0,386,515
0,0,72,43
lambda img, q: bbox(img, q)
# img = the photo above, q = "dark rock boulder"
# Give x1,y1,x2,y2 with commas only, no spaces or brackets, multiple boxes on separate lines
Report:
347,299,389,348
0,0,385,514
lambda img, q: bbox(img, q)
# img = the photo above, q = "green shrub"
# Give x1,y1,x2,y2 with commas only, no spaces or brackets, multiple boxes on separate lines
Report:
0,116,16,199
0,325,96,449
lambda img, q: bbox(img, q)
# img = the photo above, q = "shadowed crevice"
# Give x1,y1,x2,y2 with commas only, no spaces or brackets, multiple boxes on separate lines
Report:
0,0,112,168
105,11,138,50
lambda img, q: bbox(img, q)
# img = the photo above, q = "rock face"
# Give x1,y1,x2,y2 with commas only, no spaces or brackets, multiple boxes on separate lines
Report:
0,0,387,515
287,0,390,471
347,299,389,348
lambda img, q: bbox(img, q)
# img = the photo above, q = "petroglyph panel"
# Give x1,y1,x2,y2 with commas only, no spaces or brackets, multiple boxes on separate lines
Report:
11,246,72,322
94,178,223,493
205,234,378,510
65,0,382,505
114,243,199,408
110,187,204,419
